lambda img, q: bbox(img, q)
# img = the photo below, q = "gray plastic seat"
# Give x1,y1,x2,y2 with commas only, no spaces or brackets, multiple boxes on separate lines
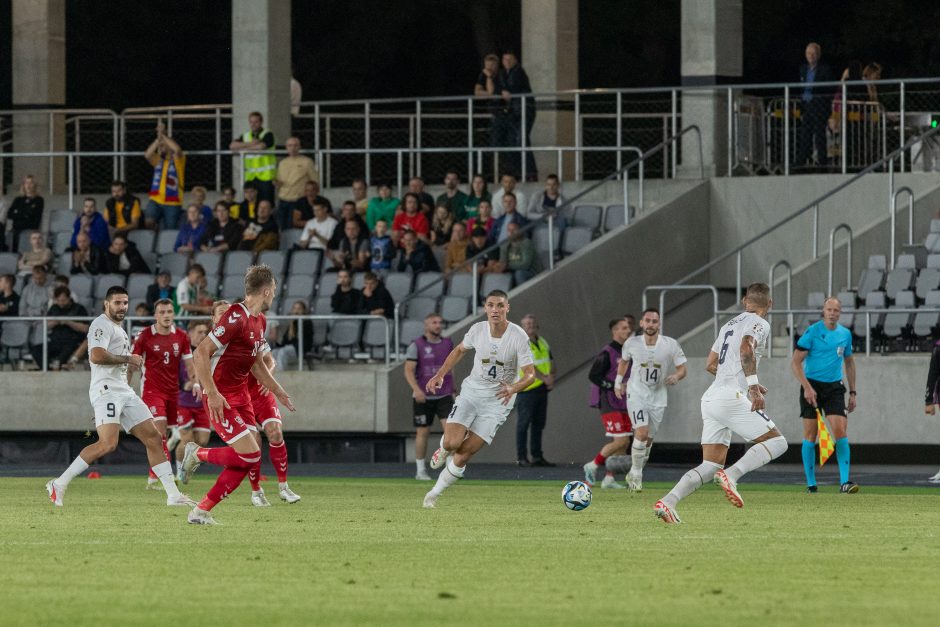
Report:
280,228,302,251
155,230,179,254
159,253,190,277
447,273,475,298
868,254,887,270
94,274,126,299
561,226,593,256
604,204,636,232
52,233,71,256
126,274,153,300
913,290,940,338
0,253,17,275
128,230,155,253
836,291,856,328
916,268,940,300
928,254,940,269
384,272,413,302
1,321,31,360
532,224,561,257
68,274,93,300
221,274,244,299
414,272,444,298
853,291,885,338
399,319,424,349
204,275,219,298
328,319,362,359
794,292,825,335
856,268,884,302
571,205,603,232
257,250,287,275
49,210,76,233
194,251,223,277
896,254,917,270
884,267,914,301
223,251,254,277
883,291,914,338
363,318,392,358
440,295,470,323
317,272,338,298
480,273,512,300
285,273,315,300
405,296,438,321
288,249,322,276
313,295,332,314
352,272,365,290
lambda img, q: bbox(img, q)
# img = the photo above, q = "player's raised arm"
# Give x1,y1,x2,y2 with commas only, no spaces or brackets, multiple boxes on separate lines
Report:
426,343,467,393
740,334,764,412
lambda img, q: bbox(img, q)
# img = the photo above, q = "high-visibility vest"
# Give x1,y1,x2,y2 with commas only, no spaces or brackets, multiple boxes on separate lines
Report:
521,336,551,391
242,129,276,181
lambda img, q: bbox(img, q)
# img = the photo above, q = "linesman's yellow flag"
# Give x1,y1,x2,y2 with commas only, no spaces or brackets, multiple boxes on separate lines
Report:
817,409,835,466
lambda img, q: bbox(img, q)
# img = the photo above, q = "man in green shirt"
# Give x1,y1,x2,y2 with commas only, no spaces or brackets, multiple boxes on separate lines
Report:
365,182,400,232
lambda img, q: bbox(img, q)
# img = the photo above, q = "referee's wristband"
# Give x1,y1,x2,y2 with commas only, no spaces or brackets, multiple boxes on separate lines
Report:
745,375,760,387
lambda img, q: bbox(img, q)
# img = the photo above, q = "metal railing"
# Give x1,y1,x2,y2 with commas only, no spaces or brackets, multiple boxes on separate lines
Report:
1,313,392,372
391,126,704,356
827,224,853,297
641,285,720,339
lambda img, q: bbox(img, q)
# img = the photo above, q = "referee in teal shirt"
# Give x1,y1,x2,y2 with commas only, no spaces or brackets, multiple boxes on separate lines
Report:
791,297,858,493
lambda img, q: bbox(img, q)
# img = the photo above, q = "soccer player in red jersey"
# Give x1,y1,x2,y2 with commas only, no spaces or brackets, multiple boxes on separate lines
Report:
130,298,195,488
173,319,212,482
181,265,295,525
209,301,301,506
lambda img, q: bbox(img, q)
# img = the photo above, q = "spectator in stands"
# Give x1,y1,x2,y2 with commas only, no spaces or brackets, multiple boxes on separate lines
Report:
52,274,78,305
0,273,19,317
361,271,395,318
17,231,53,277
863,62,882,103
276,136,319,230
238,200,279,252
8,175,44,253
366,182,400,232
221,185,238,212
796,42,834,169
328,201,369,251
369,219,394,278
436,170,468,221
491,173,525,219
430,204,456,247
269,299,314,371
176,264,213,316
497,50,537,180
330,219,370,272
527,174,567,225
465,226,500,274
475,53,500,102
232,182,259,223
188,185,213,224
493,192,529,243
104,180,143,236
331,269,363,314
467,200,495,237
351,178,369,217
463,174,491,219
129,302,152,339
392,193,431,247
175,204,209,253
201,201,243,252
395,231,440,274
293,180,332,229
21,265,53,360
143,121,185,230
230,111,276,203
408,177,435,217
146,271,174,310
104,234,151,277
499,221,542,285
35,285,89,370
69,231,106,276
299,200,338,250
444,222,469,272
70,198,110,250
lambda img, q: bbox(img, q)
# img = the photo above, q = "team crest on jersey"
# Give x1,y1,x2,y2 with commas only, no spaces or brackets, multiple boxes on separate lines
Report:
94,328,103,340
152,345,160,352
213,326,225,337
172,343,180,356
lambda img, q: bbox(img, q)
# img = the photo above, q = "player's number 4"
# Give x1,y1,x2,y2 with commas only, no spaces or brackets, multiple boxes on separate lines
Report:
487,365,497,379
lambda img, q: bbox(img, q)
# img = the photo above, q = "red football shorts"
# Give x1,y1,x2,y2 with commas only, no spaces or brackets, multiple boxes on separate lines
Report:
177,406,211,432
601,411,632,438
142,390,178,424
203,399,255,444
250,392,282,430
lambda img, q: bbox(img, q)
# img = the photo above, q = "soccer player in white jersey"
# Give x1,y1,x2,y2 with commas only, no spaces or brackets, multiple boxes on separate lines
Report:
422,290,536,508
654,283,788,524
46,286,195,507
614,308,687,491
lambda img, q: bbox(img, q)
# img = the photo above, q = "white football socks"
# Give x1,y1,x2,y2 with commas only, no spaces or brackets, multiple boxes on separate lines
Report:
429,458,465,497
725,436,787,483
630,439,648,474
662,461,722,509
152,461,181,497
56,456,90,488
416,458,426,472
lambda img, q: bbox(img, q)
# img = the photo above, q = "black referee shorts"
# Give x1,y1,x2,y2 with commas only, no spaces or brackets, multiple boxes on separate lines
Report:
798,379,847,419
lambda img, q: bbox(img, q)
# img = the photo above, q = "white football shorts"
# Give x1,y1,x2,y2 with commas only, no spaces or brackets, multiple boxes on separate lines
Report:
92,389,153,434
447,389,512,444
700,392,777,447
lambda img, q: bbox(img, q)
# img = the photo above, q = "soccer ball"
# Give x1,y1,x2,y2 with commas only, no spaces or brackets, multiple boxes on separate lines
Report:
562,480,592,511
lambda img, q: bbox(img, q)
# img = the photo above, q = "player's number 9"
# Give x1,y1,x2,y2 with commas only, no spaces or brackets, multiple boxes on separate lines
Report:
106,403,116,418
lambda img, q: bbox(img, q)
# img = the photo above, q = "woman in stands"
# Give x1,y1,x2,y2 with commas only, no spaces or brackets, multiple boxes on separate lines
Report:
8,175,44,254
462,174,491,220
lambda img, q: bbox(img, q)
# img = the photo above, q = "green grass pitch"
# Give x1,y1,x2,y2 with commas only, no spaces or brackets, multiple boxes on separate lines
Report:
2,476,939,626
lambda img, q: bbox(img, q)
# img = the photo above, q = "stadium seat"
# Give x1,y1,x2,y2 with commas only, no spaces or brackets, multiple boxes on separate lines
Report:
882,290,914,345
571,205,602,234
126,274,152,300
285,274,315,300
128,230,155,253
399,319,424,350
931,219,940,234
0,253,17,275
884,267,914,301
257,250,287,275
868,254,887,270
926,233,940,254
49,210,76,233
794,291,825,336
915,267,940,300
17,231,32,252
52,233,71,256
440,295,470,323
532,224,561,262
913,290,940,345
414,272,444,298
221,275,244,299
328,319,362,360
312,295,332,314
204,275,219,298
155,230,179,254
929,254,940,269
159,253,190,277
288,249,322,276
480,273,512,300
896,254,917,269
604,204,635,232
223,250,254,278
352,272,365,290
853,291,885,344
363,318,392,359
856,268,884,302
317,272,338,298
1,321,31,362
55,256,72,275
447,273,475,298
280,228,302,251
69,275,94,300
561,226,593,257
384,272,413,302
194,251,223,277
405,296,437,321
93,273,126,299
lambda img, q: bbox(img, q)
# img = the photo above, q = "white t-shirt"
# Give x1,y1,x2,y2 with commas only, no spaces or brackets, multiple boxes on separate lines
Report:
703,312,770,400
300,216,338,250
87,313,134,399
460,321,534,393
622,334,687,407
176,277,196,307
491,190,525,219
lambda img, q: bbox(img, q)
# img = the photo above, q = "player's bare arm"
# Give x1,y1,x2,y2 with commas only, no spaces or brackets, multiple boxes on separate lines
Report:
844,354,857,413
404,360,426,402
250,355,295,412
705,350,719,375
790,348,817,407
256,351,276,396
665,363,687,385
193,338,229,420
614,357,631,399
90,346,143,369
426,344,467,393
496,364,536,405
740,335,765,412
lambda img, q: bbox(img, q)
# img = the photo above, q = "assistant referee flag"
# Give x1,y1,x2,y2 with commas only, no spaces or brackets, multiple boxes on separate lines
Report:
817,409,835,466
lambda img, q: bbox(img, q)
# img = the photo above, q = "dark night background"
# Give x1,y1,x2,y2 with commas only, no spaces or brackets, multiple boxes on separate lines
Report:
0,0,938,110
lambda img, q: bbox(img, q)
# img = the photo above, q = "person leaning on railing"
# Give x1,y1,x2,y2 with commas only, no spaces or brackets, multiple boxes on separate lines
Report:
230,110,277,204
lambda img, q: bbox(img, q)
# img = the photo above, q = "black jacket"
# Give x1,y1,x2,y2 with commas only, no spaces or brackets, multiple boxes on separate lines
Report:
105,241,151,276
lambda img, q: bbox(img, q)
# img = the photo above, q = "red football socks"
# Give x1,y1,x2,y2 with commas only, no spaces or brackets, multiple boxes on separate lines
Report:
269,441,288,482
594,453,606,466
199,468,248,511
